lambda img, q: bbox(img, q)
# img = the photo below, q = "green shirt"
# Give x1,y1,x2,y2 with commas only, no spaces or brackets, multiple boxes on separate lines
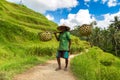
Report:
58,31,71,51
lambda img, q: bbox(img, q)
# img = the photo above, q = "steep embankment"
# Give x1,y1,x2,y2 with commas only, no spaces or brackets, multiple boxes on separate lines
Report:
0,0,90,80
0,0,58,79
71,47,120,80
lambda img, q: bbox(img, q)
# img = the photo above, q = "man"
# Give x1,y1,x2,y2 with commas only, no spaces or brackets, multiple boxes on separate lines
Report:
54,24,71,71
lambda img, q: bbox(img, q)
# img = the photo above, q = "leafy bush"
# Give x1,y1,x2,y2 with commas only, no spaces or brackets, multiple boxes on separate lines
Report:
71,47,120,80
88,27,120,56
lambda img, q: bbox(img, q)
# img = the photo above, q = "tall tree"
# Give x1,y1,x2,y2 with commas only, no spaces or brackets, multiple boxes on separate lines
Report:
110,16,120,30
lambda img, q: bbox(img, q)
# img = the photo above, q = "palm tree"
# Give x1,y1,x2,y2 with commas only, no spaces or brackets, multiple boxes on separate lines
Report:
110,16,120,30
109,16,120,56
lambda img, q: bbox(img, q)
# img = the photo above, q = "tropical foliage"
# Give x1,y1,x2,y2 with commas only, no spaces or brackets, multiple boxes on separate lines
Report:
71,16,120,56
71,47,120,80
0,0,90,80
70,16,120,80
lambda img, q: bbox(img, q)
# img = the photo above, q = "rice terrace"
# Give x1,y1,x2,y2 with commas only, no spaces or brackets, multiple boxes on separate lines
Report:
0,0,120,80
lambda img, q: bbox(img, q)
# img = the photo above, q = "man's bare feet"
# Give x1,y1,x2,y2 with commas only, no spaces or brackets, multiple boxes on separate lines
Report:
64,68,68,71
55,67,61,71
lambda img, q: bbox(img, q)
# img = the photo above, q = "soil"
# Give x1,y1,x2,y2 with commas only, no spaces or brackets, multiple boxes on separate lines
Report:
13,55,77,80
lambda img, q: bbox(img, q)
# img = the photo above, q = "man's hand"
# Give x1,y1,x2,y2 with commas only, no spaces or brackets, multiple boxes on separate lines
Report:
53,32,56,34
68,49,70,52
54,32,59,41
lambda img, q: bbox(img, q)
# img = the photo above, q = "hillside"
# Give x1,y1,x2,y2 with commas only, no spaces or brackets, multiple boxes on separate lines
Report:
0,0,58,79
0,0,89,80
0,0,57,43
71,47,120,80
0,0,59,56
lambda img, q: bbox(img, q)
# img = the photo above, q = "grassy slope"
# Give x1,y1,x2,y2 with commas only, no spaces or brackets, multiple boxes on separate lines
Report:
71,47,120,80
0,0,90,80
0,0,57,79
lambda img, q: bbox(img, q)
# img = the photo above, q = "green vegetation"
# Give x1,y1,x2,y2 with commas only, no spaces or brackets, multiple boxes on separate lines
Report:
69,15,120,80
0,0,90,80
71,47,120,80
2,0,120,80
71,17,120,56
88,26,120,56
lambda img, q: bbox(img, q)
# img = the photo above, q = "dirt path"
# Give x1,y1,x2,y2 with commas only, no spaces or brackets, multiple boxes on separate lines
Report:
13,55,77,80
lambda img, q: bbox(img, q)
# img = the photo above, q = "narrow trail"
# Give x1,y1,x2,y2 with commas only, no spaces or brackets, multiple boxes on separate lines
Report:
13,55,77,80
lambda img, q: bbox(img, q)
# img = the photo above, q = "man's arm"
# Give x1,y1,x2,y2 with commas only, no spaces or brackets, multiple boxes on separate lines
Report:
66,31,71,52
54,32,59,41
69,39,71,52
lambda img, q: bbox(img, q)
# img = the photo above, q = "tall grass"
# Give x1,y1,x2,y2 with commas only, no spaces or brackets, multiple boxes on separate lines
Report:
0,36,88,80
0,0,58,79
0,0,91,80
71,47,120,80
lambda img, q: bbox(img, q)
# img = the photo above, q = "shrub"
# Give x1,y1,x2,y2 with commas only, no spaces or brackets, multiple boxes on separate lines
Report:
71,47,120,80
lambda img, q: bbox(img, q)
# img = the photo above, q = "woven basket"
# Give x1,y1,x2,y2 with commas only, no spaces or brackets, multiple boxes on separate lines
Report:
79,24,92,36
38,31,52,41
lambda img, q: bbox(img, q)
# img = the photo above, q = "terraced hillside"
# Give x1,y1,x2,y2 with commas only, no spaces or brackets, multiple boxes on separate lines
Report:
0,0,89,80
